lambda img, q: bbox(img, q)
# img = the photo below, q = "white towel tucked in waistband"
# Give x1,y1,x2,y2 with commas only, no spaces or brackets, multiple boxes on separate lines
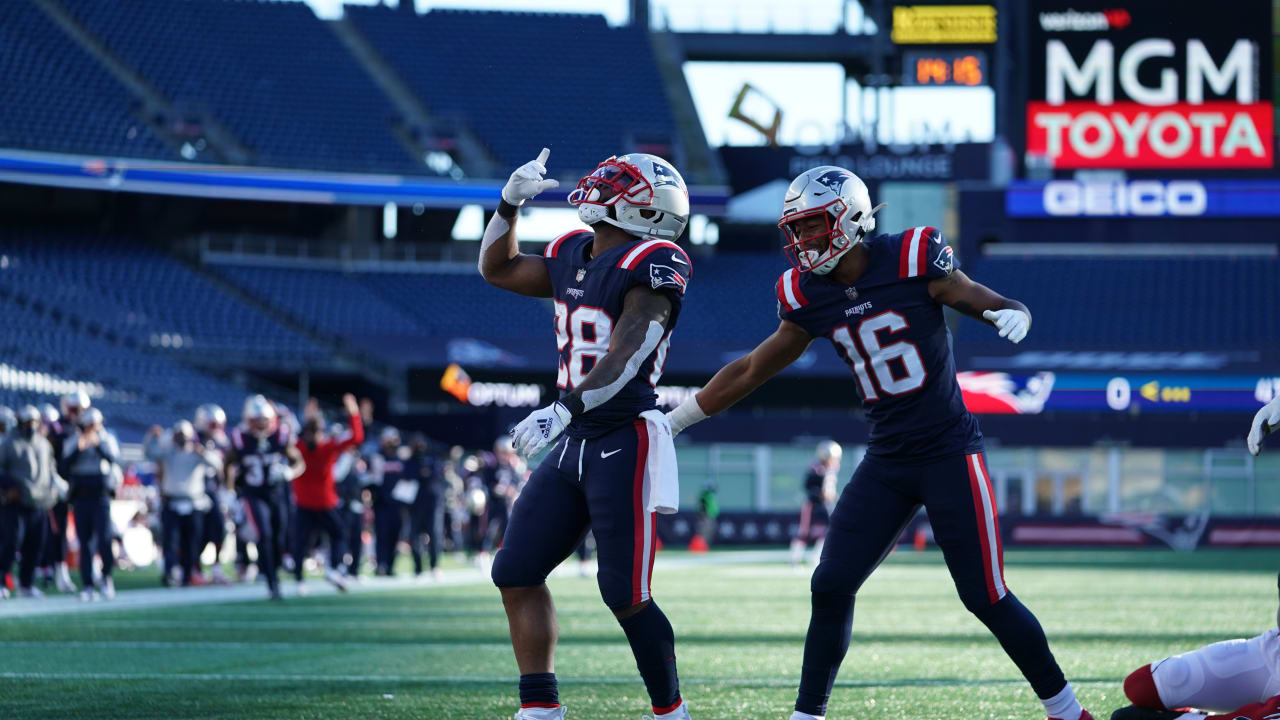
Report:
639,410,679,515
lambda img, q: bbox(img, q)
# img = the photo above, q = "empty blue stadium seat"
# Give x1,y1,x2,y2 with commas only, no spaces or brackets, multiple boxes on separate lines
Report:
346,6,679,176
957,254,1279,352
0,233,327,367
60,0,425,174
0,2,172,160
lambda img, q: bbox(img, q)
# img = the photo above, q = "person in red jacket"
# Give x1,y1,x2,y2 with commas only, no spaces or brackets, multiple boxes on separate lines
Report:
292,393,363,592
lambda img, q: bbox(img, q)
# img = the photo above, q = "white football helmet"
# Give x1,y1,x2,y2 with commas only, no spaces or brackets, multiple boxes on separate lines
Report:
816,440,843,464
79,407,104,428
172,420,195,441
380,426,401,446
40,403,59,426
568,153,690,240
243,394,276,435
61,390,91,416
778,166,884,275
194,403,226,433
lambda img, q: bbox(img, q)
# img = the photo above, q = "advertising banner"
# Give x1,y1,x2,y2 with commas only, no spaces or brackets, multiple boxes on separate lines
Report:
1024,0,1272,170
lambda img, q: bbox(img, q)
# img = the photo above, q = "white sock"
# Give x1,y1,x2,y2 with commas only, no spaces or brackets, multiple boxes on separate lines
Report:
1042,683,1083,720
789,539,805,564
790,712,823,720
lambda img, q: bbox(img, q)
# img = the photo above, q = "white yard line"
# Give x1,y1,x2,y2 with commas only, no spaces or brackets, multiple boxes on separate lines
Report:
0,550,791,619
0,670,1115,689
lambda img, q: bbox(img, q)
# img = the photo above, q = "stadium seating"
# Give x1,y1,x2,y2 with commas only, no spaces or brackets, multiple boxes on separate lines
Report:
0,234,327,367
346,6,679,176
0,2,173,160
0,293,247,438
957,255,1280,352
207,251,787,365
206,263,433,361
59,0,424,174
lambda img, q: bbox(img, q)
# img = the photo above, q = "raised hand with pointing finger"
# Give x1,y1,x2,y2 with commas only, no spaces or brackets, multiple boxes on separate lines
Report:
501,147,559,206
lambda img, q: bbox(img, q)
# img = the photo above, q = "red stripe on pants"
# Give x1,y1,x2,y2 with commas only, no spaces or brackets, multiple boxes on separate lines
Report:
966,454,999,605
977,453,1006,592
631,420,649,605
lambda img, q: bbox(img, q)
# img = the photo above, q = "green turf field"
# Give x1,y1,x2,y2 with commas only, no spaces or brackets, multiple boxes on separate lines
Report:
1,548,1276,719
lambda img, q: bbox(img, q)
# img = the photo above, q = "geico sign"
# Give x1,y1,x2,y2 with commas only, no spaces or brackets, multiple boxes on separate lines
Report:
1027,102,1272,168
1042,180,1206,216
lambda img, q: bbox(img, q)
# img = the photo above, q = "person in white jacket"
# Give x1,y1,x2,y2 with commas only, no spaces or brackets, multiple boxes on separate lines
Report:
145,421,221,587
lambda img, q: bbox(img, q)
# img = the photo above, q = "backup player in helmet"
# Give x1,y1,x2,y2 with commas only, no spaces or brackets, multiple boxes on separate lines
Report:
225,395,304,600
194,403,231,584
790,440,842,567
478,148,694,720
665,166,1094,720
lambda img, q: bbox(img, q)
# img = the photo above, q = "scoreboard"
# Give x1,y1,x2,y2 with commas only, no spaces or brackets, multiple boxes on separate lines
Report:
903,50,987,87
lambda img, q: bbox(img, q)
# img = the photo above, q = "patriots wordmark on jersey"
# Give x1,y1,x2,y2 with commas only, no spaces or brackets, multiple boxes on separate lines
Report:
543,229,692,438
777,226,983,461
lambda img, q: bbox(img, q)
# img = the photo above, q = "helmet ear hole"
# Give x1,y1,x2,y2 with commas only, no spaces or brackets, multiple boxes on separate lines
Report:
639,209,656,219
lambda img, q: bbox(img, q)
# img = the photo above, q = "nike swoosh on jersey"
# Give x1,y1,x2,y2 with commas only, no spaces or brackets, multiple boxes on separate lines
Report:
670,253,688,266
600,448,622,459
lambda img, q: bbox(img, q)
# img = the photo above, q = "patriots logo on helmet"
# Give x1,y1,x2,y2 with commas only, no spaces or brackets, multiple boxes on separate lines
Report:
651,161,682,188
649,263,687,293
933,245,955,275
813,169,850,194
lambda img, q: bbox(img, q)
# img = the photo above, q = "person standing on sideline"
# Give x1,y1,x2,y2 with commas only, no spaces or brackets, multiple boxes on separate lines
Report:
0,406,67,598
291,393,363,592
63,408,120,600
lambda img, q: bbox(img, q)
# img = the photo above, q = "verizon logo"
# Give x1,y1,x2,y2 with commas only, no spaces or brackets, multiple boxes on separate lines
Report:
1039,8,1130,32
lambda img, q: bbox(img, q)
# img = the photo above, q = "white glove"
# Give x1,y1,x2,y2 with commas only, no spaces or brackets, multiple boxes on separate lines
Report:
1247,396,1280,456
511,401,572,456
501,147,559,206
982,309,1030,344
665,394,708,438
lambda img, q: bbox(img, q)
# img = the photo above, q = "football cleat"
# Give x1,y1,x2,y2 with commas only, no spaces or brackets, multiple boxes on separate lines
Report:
1053,710,1097,720
18,585,45,599
210,565,231,585
54,563,76,593
100,578,115,600
324,568,349,592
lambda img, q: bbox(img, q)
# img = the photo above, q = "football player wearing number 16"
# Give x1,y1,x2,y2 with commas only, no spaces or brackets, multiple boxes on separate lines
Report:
478,148,694,720
665,166,1095,720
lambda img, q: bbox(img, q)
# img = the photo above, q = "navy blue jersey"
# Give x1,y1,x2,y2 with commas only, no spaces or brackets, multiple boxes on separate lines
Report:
229,425,292,488
777,226,982,461
804,462,831,504
543,229,691,438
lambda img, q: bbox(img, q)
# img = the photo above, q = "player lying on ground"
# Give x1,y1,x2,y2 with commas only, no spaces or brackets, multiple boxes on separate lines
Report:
1112,572,1280,720
665,165,1095,720
479,147,694,720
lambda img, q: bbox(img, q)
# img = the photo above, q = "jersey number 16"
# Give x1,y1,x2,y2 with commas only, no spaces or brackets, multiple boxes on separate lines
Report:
831,310,927,401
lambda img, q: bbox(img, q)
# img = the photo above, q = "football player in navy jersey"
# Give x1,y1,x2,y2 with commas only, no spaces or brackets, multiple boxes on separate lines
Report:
479,148,694,720
666,166,1094,720
790,440,841,568
225,396,304,600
